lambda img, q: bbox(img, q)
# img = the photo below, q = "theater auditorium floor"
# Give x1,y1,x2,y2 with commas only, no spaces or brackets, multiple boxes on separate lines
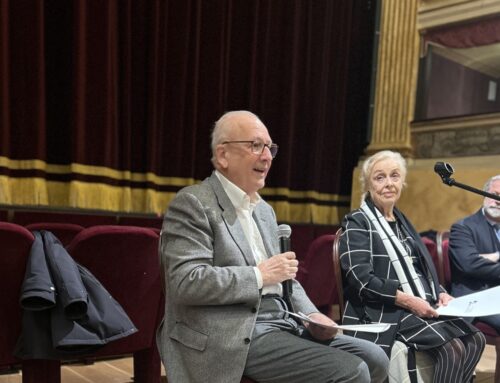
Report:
0,345,496,382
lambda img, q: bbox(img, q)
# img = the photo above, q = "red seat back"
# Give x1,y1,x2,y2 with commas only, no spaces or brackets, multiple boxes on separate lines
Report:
118,216,163,230
332,228,345,319
12,211,117,227
421,235,442,283
298,234,337,315
421,236,437,259
25,222,84,247
0,222,34,369
66,225,163,357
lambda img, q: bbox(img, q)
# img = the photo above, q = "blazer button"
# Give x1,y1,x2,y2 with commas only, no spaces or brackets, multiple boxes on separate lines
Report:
251,307,257,313
244,338,250,344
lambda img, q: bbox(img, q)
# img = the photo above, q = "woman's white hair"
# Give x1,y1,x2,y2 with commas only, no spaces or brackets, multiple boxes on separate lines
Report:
360,150,407,202
210,110,261,167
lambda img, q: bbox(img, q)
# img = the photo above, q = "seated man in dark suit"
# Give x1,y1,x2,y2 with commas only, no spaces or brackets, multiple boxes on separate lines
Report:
449,174,500,331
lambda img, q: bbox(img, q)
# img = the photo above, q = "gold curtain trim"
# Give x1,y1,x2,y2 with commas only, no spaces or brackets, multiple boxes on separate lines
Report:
0,156,198,186
0,157,349,224
260,187,351,203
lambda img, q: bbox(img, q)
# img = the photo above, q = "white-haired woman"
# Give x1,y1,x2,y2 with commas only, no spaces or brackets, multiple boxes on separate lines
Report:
338,150,485,383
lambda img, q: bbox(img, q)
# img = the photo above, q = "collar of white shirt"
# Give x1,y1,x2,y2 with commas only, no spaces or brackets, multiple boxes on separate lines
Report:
215,170,261,211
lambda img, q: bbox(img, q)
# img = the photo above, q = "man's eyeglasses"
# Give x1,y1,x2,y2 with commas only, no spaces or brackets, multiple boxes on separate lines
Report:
222,141,279,158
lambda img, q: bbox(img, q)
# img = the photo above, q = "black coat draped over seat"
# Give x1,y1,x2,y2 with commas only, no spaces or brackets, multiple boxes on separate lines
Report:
15,230,137,359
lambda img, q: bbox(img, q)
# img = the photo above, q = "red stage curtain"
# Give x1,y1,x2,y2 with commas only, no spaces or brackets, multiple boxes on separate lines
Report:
0,0,375,224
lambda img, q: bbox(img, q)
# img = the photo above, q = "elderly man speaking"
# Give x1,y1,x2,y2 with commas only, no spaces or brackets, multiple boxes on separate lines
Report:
156,110,389,383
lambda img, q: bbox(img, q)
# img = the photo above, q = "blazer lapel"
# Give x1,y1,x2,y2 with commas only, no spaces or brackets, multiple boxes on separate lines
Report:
473,210,500,253
208,173,256,266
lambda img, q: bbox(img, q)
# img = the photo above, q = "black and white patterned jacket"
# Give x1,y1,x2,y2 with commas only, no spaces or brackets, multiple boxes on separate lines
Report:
338,199,444,355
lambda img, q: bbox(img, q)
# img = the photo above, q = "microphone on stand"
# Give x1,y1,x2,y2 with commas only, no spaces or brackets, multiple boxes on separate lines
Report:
433,161,500,201
277,224,293,299
434,162,455,185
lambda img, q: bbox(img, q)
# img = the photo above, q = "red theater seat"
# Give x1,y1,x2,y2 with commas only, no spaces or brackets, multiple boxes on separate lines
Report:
289,224,315,265
0,223,58,382
66,225,163,383
421,235,439,280
297,234,337,318
25,222,84,247
119,215,163,229
12,210,117,227
332,229,345,317
0,223,34,371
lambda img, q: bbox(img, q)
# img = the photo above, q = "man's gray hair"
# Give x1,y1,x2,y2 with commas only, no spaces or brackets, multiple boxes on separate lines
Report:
210,111,261,166
483,174,500,192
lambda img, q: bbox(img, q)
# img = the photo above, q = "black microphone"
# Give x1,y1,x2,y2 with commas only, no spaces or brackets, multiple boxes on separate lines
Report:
434,161,455,185
433,162,500,201
277,224,293,298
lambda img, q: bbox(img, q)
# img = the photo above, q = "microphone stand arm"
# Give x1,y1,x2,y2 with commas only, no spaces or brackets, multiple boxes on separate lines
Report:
441,177,500,201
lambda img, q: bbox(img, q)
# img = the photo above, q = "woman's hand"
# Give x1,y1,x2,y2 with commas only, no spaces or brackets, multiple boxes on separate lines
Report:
305,312,339,341
395,290,439,318
437,292,453,307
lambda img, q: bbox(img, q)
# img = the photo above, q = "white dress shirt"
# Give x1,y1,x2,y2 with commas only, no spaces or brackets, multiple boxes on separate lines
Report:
215,171,282,296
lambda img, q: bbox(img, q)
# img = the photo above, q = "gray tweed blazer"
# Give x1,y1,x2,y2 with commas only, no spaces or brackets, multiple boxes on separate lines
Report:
156,172,316,383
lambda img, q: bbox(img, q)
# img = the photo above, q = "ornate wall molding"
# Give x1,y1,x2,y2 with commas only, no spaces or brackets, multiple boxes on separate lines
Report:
412,112,500,157
418,0,500,31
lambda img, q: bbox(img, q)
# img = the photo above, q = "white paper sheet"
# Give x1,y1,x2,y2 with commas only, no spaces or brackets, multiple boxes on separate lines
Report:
436,285,500,317
285,311,391,333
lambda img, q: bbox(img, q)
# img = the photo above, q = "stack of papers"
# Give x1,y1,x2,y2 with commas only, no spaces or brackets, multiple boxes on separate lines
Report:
285,311,390,333
436,286,500,317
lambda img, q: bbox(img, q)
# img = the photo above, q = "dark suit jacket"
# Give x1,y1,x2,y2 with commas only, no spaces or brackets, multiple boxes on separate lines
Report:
449,209,500,298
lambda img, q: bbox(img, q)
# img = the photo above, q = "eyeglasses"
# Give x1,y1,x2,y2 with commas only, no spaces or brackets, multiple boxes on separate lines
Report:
222,140,279,158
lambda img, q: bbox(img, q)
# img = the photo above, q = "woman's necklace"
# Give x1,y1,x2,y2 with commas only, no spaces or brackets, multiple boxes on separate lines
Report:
395,220,403,241
395,221,414,259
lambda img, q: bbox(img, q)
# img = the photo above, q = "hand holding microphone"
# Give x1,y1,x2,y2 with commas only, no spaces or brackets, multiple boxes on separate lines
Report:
278,224,294,298
257,224,297,287
257,252,297,286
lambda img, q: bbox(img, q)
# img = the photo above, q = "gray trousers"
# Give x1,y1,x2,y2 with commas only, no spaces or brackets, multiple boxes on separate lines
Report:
243,297,389,383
